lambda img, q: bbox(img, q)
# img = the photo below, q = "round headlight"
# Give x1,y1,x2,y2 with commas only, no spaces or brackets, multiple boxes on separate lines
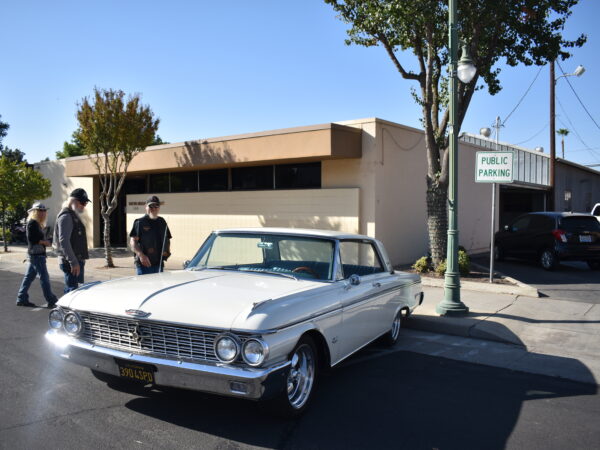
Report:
242,339,267,366
63,312,82,336
49,309,64,329
214,335,239,363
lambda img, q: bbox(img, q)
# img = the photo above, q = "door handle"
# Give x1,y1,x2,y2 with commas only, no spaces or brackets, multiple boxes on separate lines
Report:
372,282,381,288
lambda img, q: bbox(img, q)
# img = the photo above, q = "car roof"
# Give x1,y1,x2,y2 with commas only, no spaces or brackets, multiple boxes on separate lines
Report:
526,211,595,218
214,227,374,240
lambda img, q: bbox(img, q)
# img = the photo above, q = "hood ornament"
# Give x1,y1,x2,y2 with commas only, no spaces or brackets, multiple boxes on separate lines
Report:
125,309,151,318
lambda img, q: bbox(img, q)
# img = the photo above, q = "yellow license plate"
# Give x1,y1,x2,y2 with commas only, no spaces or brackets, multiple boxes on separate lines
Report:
116,361,155,384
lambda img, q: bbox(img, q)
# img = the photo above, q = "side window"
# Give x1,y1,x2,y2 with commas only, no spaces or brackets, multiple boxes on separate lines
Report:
529,215,552,230
339,241,384,278
511,216,531,232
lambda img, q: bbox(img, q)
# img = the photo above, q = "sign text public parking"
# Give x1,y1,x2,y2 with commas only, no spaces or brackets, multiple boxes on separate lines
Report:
475,151,514,183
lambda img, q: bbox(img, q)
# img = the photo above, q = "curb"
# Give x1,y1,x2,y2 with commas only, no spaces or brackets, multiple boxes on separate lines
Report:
403,315,525,347
419,276,539,297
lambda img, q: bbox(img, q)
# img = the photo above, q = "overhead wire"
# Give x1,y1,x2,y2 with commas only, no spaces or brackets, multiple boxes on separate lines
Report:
557,60,600,132
513,122,549,145
502,66,543,126
556,94,600,162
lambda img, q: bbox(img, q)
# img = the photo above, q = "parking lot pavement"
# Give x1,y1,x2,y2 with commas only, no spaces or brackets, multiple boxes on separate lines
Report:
472,254,600,303
1,273,598,450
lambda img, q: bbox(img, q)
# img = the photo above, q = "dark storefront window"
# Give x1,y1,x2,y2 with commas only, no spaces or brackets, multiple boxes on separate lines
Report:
171,171,199,192
123,176,147,194
232,166,274,190
149,173,170,193
275,162,321,189
199,169,228,191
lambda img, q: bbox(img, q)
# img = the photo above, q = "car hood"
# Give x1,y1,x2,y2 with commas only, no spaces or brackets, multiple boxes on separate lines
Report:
59,270,321,329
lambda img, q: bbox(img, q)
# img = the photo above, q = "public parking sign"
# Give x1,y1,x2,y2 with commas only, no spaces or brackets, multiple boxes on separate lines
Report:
475,151,514,183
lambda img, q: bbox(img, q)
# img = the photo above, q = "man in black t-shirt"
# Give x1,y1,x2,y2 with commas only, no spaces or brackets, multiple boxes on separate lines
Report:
129,195,172,275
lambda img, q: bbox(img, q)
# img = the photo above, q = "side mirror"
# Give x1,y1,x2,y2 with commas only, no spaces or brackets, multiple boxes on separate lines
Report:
349,274,361,286
183,260,190,269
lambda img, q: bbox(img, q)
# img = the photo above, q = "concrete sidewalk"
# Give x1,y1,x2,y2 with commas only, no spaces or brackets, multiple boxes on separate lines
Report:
2,244,599,384
410,286,600,385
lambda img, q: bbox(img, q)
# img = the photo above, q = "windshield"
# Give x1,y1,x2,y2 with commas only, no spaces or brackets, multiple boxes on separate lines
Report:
187,233,336,281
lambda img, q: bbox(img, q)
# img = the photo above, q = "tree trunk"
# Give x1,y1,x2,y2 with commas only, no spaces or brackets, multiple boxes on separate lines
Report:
426,178,448,266
2,207,7,252
102,213,114,268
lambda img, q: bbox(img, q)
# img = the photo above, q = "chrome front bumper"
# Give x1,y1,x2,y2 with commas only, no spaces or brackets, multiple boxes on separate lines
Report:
45,330,290,400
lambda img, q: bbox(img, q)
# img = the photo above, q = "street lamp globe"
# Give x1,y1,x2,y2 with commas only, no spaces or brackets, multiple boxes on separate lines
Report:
574,65,585,77
457,44,477,83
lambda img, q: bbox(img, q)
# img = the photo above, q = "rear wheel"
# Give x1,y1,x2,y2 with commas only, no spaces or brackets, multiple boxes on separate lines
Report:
381,310,402,346
266,335,318,417
587,261,600,270
540,248,558,271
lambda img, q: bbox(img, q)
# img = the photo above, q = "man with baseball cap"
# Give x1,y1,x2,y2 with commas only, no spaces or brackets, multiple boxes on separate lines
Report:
53,188,91,293
129,195,172,275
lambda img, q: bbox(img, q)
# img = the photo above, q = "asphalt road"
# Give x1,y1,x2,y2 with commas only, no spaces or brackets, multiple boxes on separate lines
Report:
473,255,600,303
1,270,599,449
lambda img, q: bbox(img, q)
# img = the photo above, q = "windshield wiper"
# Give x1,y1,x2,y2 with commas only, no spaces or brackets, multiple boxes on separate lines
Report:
190,265,240,271
250,270,298,281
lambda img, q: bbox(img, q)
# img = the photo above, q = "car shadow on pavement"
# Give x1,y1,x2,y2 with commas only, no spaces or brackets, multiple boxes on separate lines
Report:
120,348,597,449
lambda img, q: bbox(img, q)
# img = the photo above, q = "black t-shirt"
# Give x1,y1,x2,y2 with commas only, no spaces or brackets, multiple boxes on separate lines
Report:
26,219,46,256
129,215,172,267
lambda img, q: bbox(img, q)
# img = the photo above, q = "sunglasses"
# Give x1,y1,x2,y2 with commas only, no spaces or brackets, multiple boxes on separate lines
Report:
148,204,160,209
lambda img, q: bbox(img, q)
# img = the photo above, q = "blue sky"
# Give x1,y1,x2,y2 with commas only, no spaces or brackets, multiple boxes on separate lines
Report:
1,1,599,167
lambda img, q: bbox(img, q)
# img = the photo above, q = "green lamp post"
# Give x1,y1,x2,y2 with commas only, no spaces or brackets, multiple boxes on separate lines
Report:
436,0,476,316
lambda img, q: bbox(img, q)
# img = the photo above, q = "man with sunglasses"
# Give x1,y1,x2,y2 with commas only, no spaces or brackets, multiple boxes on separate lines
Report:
54,188,91,293
129,195,172,275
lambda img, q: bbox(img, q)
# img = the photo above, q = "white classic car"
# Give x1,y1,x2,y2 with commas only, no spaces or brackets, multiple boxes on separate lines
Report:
46,228,423,415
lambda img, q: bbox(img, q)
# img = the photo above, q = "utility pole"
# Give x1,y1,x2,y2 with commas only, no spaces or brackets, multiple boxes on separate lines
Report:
549,60,556,211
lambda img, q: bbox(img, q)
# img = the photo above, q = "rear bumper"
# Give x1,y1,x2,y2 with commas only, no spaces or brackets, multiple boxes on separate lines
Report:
556,244,600,261
45,330,289,400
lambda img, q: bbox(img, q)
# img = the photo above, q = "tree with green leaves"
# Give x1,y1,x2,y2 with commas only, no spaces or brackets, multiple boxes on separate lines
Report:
56,132,86,159
0,156,52,251
556,128,570,159
0,115,9,151
325,0,586,265
75,88,159,267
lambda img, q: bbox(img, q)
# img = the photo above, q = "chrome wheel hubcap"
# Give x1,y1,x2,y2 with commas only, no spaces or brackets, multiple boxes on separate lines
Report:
286,344,315,409
391,314,401,341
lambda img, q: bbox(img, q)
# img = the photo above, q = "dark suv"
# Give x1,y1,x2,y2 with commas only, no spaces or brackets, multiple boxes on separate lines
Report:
494,212,600,271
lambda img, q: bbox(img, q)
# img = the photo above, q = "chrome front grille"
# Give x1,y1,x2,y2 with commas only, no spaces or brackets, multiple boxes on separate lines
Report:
79,311,226,363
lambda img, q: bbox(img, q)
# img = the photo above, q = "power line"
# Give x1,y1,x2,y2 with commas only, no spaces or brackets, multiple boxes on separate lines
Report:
502,66,543,126
513,122,549,145
556,96,600,162
557,60,600,132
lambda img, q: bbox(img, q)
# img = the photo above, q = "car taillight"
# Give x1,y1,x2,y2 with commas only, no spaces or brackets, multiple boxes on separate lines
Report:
552,229,568,243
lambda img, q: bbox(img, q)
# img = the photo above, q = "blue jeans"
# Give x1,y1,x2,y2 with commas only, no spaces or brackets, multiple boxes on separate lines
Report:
16,255,58,305
136,264,163,275
59,260,85,294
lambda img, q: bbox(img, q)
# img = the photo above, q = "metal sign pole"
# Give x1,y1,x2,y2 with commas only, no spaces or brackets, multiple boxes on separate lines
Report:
489,183,496,282
489,116,501,283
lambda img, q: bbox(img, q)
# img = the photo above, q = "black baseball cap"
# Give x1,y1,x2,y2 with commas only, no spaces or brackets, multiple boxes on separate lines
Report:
146,195,160,206
70,188,91,204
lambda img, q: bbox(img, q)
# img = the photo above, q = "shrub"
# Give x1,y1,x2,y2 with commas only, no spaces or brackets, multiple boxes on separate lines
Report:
435,259,447,276
434,250,470,276
412,256,431,273
458,249,471,276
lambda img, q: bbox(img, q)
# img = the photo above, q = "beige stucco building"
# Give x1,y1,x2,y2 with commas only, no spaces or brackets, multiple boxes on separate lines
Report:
34,117,600,267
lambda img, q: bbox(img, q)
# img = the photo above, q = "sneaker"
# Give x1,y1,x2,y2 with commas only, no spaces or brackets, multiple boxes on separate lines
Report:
46,301,58,308
16,301,37,307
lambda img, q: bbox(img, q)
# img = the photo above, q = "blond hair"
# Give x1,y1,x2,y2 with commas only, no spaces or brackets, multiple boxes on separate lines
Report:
28,209,47,228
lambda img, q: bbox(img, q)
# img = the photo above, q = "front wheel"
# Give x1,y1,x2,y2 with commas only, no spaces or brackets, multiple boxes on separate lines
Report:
266,336,318,417
540,248,558,271
494,244,504,262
